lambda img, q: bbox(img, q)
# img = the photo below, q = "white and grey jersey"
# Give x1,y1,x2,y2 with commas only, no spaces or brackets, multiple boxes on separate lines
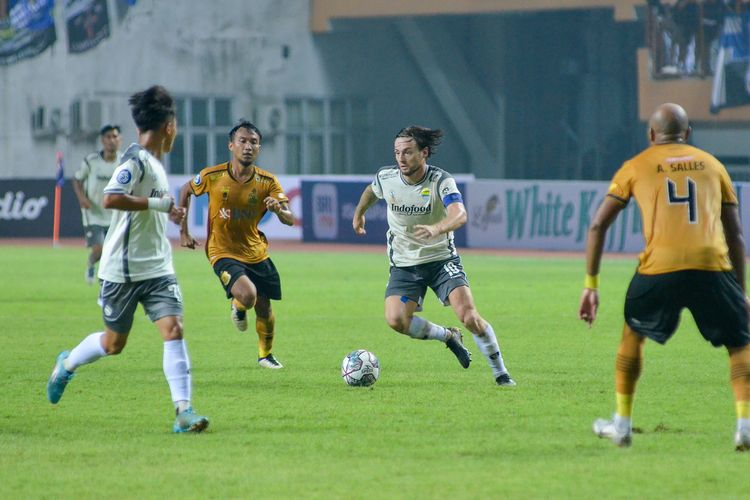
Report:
98,143,175,283
74,151,122,226
371,165,463,267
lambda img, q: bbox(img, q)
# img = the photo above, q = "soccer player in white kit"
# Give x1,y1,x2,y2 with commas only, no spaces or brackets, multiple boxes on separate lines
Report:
46,86,209,433
72,124,122,284
353,126,515,386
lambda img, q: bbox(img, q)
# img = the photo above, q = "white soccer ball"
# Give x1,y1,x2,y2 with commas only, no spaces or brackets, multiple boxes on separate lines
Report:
341,349,380,387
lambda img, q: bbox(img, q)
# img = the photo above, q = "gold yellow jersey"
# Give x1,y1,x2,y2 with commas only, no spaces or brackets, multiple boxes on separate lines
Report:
608,143,737,274
190,163,288,265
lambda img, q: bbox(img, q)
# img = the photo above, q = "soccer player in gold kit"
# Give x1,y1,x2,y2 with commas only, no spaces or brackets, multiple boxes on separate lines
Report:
579,103,750,450
179,120,293,369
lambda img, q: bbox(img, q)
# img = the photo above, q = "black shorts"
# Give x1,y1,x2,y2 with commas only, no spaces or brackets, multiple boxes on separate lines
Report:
385,256,469,306
624,270,750,348
213,257,282,300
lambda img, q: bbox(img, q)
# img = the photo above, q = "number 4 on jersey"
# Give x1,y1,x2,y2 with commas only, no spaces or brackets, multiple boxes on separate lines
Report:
666,177,697,224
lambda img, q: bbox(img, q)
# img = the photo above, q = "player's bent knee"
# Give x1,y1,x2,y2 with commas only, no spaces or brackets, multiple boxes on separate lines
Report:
385,314,409,334
235,291,257,309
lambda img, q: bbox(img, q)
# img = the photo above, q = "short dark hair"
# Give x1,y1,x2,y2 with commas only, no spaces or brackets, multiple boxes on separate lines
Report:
128,85,176,132
229,119,263,142
99,124,120,136
395,126,443,157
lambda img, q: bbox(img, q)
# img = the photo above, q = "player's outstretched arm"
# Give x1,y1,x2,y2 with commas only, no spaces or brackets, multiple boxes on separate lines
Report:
414,201,467,240
265,197,294,226
353,185,378,235
579,195,625,327
178,181,200,249
722,203,746,293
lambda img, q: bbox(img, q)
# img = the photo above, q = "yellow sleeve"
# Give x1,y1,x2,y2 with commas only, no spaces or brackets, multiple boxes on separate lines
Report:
607,161,634,203
191,169,209,197
269,176,288,203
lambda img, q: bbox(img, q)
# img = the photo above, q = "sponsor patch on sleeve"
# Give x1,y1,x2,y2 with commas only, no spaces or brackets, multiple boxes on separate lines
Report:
116,169,132,185
194,173,202,186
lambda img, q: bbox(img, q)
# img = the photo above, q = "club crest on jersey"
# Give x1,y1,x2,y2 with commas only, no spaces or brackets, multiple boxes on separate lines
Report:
116,170,131,184
193,173,202,186
248,188,258,205
420,188,431,199
222,187,230,202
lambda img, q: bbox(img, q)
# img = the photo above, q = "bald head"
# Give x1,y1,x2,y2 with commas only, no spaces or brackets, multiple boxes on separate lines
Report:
649,103,690,144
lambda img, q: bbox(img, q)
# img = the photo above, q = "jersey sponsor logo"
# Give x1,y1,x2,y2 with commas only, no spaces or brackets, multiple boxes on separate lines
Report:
390,203,431,215
248,188,258,205
116,170,131,184
193,173,202,186
219,206,257,220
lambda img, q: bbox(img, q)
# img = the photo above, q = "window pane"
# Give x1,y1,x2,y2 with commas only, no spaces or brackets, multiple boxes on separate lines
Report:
193,133,208,169
308,135,324,174
331,134,346,173
351,100,368,127
175,98,186,126
214,98,232,127
192,98,208,127
307,100,324,128
330,100,346,127
351,131,368,173
169,135,185,174
214,132,228,164
286,135,301,174
286,100,303,128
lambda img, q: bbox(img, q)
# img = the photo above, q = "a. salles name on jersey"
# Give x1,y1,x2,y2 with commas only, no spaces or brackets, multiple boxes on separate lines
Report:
390,203,431,215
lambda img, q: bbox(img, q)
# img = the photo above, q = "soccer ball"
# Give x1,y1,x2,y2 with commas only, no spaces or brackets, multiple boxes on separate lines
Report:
341,349,380,387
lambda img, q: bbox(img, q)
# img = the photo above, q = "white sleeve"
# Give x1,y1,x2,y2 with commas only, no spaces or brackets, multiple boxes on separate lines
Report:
103,159,140,195
370,173,383,199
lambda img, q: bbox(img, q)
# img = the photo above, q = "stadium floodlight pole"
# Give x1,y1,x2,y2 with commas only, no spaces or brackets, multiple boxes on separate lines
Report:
53,151,64,248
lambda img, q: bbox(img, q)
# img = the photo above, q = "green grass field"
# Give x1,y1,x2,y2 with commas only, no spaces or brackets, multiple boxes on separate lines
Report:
1,243,747,499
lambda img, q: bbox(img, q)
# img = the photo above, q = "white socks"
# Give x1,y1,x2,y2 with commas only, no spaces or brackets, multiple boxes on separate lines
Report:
614,414,632,433
64,332,107,371
163,339,192,410
472,324,508,377
738,418,750,433
407,316,448,341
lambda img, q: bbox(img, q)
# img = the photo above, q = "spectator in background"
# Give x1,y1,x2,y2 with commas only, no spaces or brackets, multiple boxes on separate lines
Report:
72,124,122,285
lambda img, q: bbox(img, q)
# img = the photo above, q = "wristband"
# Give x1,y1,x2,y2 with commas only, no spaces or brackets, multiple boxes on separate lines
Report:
584,274,599,290
147,197,172,212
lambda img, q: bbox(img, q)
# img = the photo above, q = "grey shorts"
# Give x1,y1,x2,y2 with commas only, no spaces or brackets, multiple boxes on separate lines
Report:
100,275,183,334
84,225,108,247
385,256,469,307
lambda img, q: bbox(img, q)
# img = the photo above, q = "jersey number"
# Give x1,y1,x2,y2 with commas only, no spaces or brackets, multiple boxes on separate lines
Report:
666,177,697,224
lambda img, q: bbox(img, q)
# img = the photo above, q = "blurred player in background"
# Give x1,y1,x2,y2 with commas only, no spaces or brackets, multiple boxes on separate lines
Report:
579,103,750,450
179,119,293,369
72,124,122,284
47,85,209,433
352,125,515,386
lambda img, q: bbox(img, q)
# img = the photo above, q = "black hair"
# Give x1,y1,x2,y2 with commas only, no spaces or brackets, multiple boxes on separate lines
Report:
229,119,263,142
395,126,443,157
99,124,121,136
128,85,176,132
